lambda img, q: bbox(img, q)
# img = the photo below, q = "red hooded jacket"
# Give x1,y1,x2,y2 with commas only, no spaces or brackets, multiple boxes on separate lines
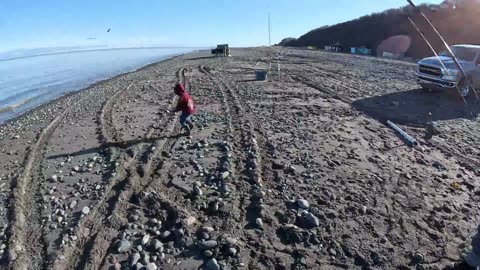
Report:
174,83,195,114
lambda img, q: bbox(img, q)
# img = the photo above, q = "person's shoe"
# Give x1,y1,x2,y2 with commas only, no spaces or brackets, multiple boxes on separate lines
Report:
184,126,191,136
188,122,195,131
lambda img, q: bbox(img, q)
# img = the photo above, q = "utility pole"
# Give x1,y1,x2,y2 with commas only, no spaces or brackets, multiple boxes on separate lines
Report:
268,12,271,46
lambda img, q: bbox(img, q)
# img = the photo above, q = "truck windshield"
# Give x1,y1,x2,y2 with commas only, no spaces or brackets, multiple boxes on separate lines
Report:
440,47,478,61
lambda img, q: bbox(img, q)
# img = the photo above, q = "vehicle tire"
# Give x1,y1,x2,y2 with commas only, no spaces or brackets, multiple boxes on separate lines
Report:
458,77,473,98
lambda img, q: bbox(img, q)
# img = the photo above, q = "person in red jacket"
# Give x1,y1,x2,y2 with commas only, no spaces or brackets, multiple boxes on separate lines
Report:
172,83,195,135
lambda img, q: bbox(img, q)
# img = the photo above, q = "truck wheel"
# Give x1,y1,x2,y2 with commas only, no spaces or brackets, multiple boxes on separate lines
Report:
459,78,473,98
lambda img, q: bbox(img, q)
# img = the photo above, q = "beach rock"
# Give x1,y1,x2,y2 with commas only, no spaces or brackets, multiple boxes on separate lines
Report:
8,250,17,261
131,252,141,266
146,263,158,270
82,206,90,215
204,250,213,257
227,247,237,256
256,218,263,227
130,214,139,222
193,185,203,197
141,254,150,265
202,226,214,233
205,258,220,270
226,237,237,246
151,239,163,251
49,175,58,182
221,171,230,179
116,240,131,253
413,252,424,264
304,212,320,228
198,240,218,250
161,231,171,239
69,200,77,209
141,235,150,245
329,248,337,256
296,199,310,209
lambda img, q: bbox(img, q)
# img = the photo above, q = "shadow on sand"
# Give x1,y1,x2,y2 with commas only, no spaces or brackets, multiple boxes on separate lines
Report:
352,88,480,126
185,56,215,61
237,78,258,82
47,133,183,160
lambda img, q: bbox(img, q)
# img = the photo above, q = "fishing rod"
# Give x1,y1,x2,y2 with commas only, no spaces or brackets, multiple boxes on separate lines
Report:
407,0,479,101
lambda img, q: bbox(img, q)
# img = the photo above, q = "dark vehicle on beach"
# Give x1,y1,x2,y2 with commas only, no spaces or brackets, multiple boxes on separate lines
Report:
211,44,230,57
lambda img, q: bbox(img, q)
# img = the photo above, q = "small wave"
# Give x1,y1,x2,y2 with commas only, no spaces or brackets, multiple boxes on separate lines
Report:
0,96,37,114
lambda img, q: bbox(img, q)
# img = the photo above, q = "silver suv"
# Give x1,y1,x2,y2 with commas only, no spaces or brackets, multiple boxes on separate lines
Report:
416,44,480,97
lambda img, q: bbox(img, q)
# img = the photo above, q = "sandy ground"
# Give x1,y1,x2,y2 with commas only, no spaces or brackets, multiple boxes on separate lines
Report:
0,47,479,270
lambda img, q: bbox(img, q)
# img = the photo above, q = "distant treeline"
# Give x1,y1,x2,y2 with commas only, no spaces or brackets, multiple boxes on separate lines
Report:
279,0,480,59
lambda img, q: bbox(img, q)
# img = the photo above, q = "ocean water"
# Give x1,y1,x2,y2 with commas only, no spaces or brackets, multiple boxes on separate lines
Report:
0,47,198,123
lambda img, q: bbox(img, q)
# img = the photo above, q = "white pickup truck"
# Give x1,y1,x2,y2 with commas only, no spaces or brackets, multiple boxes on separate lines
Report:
416,44,480,97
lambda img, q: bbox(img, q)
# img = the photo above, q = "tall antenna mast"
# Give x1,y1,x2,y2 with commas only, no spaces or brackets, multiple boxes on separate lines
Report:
268,12,271,46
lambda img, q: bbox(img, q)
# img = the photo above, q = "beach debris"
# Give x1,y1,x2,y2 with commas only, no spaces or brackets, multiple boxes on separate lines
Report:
387,120,418,146
452,182,461,190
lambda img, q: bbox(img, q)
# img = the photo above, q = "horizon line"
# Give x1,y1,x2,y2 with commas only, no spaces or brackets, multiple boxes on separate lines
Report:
0,46,209,62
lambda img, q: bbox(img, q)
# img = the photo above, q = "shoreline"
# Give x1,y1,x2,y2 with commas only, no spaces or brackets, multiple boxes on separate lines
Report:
0,46,206,62
0,47,477,269
0,50,199,129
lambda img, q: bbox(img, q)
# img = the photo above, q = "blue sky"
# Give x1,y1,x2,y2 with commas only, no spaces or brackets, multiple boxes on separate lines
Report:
0,0,443,53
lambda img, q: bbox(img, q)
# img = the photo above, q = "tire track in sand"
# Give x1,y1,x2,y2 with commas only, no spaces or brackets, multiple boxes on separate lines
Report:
50,80,167,269
100,83,136,146
7,106,71,269
200,66,277,268
61,67,187,270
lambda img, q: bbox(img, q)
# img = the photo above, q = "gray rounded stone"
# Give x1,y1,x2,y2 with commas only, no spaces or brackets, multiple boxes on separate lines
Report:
141,235,150,245
205,258,220,270
198,240,218,250
146,263,158,270
296,199,310,209
82,206,90,215
116,240,131,253
228,247,237,256
151,239,163,251
130,252,141,266
304,212,320,228
204,250,213,257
